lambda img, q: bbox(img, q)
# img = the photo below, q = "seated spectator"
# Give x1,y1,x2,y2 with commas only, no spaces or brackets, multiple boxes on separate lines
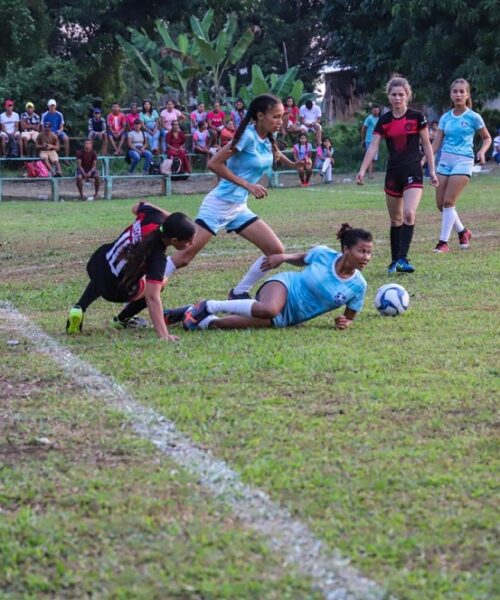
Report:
76,139,100,200
0,99,21,157
293,133,313,186
140,99,160,154
207,101,226,145
36,121,62,176
41,99,70,158
281,96,301,138
299,99,322,145
160,100,187,149
493,128,500,166
192,120,217,168
166,120,191,173
220,119,236,146
315,137,334,184
125,102,141,132
20,102,41,157
106,103,127,155
190,102,207,133
230,99,246,129
88,107,107,154
126,118,152,174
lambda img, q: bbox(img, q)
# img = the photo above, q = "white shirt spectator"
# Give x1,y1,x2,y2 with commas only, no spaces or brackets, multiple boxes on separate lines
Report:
0,111,20,135
299,103,322,125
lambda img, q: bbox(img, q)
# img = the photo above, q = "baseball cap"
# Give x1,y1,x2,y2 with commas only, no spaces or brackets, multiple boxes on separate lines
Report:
5,99,14,108
47,99,57,107
93,107,102,113
25,101,35,109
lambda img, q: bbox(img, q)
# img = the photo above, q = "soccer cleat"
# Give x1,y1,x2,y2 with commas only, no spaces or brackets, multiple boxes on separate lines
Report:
66,306,83,334
433,241,450,253
458,228,472,249
387,261,398,274
228,288,252,300
111,315,148,330
163,304,193,326
395,258,415,273
183,300,209,331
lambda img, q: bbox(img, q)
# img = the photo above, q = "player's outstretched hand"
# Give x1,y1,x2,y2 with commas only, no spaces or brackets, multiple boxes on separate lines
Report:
248,183,268,199
334,315,353,330
356,172,365,186
161,333,180,342
261,254,284,271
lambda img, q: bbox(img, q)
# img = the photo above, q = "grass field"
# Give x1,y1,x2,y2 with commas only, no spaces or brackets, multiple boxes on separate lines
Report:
1,173,499,599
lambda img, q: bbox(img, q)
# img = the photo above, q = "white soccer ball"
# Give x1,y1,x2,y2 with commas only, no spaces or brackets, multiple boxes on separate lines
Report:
374,283,410,316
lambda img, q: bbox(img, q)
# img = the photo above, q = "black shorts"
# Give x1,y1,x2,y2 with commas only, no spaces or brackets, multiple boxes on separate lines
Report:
87,244,142,303
384,163,423,198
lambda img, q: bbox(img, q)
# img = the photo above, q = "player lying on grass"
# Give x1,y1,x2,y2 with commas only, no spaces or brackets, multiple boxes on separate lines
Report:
66,201,195,342
164,224,373,332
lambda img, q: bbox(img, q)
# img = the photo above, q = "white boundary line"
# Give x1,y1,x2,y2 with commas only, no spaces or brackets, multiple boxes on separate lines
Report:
1,301,392,600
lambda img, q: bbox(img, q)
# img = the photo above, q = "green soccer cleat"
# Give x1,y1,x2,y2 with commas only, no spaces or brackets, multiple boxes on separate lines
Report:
66,306,84,334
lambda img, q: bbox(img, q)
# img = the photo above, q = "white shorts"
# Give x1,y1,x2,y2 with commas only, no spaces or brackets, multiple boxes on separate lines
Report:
195,191,258,235
437,152,474,177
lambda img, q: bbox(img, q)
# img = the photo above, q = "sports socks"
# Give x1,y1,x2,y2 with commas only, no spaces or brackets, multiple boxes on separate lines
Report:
206,299,255,318
75,281,101,312
399,224,414,259
231,257,267,296
164,256,177,277
439,207,457,242
116,298,147,322
198,315,219,329
453,213,465,233
390,225,402,262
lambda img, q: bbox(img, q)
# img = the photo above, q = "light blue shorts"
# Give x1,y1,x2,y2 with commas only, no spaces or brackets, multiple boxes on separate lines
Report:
195,191,258,235
437,152,474,177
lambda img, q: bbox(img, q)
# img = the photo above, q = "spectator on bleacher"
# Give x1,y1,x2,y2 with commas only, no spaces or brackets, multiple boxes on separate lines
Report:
220,119,236,146
140,99,160,154
88,107,107,155
207,101,226,145
281,96,301,138
0,99,21,157
125,102,141,132
293,133,313,186
230,99,246,129
315,137,334,184
41,99,70,158
160,100,186,139
166,120,191,173
106,103,127,156
299,99,322,145
360,104,380,179
76,139,100,200
126,118,152,174
20,102,41,157
36,120,62,176
190,102,207,133
192,120,217,168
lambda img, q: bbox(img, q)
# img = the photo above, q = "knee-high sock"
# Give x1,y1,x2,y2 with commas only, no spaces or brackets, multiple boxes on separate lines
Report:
440,207,457,242
390,226,402,262
399,224,415,259
206,299,255,318
76,281,101,312
232,257,267,295
116,298,147,322
453,212,465,233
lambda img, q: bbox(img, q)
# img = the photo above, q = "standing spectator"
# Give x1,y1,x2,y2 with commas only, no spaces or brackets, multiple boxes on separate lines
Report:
20,102,41,157
36,121,62,176
299,99,322,145
88,107,107,155
160,100,186,146
41,99,70,158
192,121,217,168
125,102,141,132
166,120,191,173
281,96,301,137
220,119,236,146
315,137,335,184
293,133,313,186
0,100,21,157
126,118,152,174
493,128,500,166
190,102,207,133
76,139,100,200
360,105,381,179
140,99,160,154
230,99,247,129
106,103,127,156
207,101,226,144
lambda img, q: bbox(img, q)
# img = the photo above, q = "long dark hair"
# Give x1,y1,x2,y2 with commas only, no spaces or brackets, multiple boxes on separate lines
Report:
142,99,154,116
336,223,372,251
121,212,195,289
231,94,281,162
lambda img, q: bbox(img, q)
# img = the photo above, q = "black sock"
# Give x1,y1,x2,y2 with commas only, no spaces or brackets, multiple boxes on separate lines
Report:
390,226,402,262
116,298,147,322
399,224,415,259
76,281,101,312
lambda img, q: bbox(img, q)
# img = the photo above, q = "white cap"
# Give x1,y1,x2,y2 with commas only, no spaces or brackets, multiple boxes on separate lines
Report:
47,99,57,107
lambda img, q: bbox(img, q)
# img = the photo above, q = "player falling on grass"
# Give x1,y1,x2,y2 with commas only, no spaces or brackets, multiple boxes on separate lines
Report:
66,202,195,342
431,78,491,253
357,76,439,274
164,224,372,332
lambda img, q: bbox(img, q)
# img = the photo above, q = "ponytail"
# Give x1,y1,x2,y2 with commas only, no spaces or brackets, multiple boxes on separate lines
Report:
336,223,373,251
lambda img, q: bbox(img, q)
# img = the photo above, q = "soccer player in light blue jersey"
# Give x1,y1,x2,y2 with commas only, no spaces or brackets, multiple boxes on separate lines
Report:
172,224,373,332
432,79,491,253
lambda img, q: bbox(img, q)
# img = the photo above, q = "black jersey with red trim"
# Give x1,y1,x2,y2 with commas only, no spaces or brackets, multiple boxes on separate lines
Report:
105,203,166,283
374,109,427,169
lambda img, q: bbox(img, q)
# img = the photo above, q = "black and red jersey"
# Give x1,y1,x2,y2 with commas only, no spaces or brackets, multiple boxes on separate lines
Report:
374,108,427,169
105,203,165,283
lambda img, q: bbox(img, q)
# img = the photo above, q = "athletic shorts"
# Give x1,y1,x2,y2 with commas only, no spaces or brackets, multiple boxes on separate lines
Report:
365,140,378,161
255,279,290,328
195,190,259,235
436,152,474,177
384,163,423,198
75,168,98,178
86,243,144,303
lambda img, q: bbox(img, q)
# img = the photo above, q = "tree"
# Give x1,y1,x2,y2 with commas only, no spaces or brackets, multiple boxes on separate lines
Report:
323,0,500,107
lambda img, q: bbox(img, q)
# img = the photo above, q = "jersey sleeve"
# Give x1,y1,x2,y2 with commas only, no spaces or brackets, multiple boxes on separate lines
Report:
373,116,384,137
417,111,428,130
234,126,253,153
304,245,335,265
146,247,167,283
346,278,367,312
473,112,485,131
437,113,447,131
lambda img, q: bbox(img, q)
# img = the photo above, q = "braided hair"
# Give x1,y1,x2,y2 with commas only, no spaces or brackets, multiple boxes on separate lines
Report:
336,223,373,251
231,94,281,163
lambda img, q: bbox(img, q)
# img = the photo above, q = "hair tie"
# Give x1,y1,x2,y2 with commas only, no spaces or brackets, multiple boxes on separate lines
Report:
159,225,164,233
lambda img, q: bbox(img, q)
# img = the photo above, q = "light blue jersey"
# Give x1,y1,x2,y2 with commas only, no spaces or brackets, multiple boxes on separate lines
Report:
363,113,379,143
212,124,273,204
266,245,367,328
438,109,485,158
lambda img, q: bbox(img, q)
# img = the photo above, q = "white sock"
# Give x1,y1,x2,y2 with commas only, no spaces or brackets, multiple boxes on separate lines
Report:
198,315,218,330
453,213,465,233
206,299,255,318
164,256,177,277
440,207,457,242
232,256,266,295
